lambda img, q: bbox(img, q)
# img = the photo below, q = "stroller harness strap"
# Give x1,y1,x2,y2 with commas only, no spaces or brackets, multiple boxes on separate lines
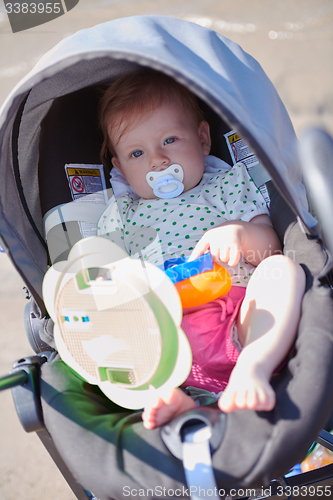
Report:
182,423,219,499
43,201,107,237
248,162,272,188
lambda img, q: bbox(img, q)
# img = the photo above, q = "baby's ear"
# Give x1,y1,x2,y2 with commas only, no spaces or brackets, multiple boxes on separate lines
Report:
112,157,125,177
198,120,211,155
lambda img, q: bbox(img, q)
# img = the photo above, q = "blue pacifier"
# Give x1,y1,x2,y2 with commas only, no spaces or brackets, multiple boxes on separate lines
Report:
146,164,184,199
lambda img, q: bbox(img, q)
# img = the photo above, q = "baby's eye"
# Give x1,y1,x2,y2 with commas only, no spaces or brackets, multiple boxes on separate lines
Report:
131,150,143,158
164,137,176,145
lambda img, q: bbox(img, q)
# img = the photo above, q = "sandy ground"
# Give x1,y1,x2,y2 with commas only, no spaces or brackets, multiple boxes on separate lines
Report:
0,1,332,499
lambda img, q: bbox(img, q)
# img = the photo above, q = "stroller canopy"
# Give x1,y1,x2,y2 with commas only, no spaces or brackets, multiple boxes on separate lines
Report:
0,14,316,306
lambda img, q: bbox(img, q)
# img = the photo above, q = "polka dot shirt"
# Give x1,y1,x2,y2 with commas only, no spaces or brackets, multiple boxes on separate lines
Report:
97,161,269,287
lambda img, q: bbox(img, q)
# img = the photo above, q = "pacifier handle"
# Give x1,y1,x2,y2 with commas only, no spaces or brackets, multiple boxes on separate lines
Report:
153,176,184,199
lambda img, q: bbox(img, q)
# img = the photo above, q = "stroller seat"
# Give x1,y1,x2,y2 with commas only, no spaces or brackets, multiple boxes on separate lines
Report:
1,15,333,500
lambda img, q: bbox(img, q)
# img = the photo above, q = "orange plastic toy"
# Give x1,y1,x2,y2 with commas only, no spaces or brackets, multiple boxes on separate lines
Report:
175,262,231,308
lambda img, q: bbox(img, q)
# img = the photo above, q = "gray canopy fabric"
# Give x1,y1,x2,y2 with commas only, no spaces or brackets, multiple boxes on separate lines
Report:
0,15,316,306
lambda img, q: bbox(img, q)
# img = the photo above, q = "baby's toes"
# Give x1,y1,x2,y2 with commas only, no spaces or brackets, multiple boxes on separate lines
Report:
218,388,237,412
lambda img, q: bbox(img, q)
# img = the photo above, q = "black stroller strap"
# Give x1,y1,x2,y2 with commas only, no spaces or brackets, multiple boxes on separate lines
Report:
12,93,47,251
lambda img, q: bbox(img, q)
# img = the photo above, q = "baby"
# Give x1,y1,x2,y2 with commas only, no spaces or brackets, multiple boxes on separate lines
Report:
98,68,305,429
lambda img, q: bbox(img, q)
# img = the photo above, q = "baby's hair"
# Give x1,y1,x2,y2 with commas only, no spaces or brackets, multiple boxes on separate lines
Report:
99,68,206,166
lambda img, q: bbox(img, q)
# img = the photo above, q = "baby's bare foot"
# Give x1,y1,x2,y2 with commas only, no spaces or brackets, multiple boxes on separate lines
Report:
218,361,276,413
142,388,196,429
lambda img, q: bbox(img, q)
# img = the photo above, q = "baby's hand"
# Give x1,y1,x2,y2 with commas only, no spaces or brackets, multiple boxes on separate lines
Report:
189,221,246,266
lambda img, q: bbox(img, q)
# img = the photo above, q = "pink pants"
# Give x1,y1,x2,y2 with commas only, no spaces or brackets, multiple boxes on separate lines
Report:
181,286,246,393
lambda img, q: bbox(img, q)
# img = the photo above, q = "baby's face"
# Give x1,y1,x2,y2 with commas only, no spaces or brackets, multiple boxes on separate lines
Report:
109,98,211,199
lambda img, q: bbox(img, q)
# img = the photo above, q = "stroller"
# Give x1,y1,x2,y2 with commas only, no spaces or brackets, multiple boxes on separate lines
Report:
1,14,333,500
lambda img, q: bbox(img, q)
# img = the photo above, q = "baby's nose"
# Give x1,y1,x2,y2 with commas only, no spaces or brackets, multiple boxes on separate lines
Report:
150,152,169,170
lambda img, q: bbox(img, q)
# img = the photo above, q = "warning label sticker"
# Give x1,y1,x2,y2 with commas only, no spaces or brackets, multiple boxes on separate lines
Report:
224,131,270,207
65,164,109,238
65,165,108,203
224,131,259,170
